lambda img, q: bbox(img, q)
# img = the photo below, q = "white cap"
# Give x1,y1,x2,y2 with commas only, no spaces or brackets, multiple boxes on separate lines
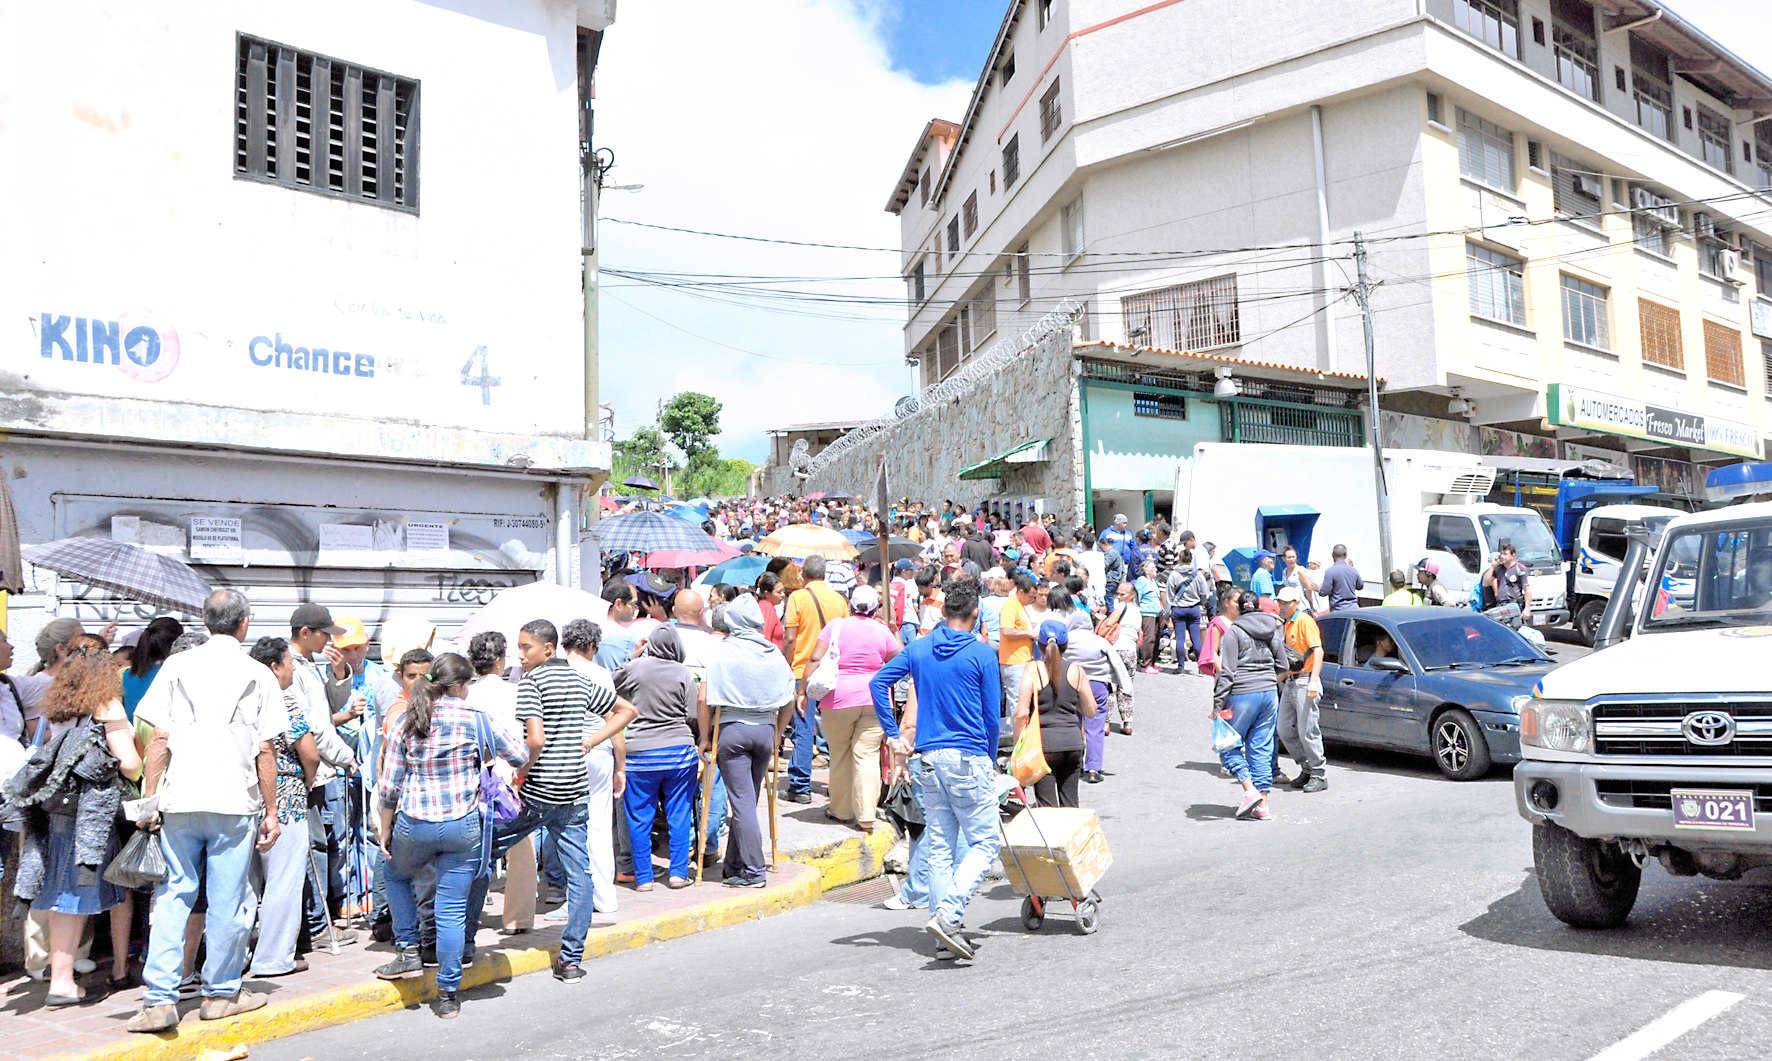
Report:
849,585,880,613
1276,585,1305,603
1113,513,1129,524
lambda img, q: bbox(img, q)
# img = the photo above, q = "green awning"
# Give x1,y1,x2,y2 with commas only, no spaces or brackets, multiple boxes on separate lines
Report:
957,437,1052,480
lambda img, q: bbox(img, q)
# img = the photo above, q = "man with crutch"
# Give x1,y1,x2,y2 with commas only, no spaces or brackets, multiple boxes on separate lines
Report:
870,579,1001,961
701,595,796,888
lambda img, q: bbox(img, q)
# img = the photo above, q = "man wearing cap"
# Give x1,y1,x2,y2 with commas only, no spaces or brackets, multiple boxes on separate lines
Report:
288,603,363,945
323,616,396,934
1250,550,1279,611
1101,514,1136,573
1275,586,1328,792
1415,559,1455,607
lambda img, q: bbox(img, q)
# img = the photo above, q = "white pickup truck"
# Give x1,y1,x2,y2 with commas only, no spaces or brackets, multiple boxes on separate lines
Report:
1515,501,1772,927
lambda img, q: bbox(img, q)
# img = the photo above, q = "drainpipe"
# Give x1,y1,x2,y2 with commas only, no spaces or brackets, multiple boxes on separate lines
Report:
1312,104,1339,375
556,483,576,587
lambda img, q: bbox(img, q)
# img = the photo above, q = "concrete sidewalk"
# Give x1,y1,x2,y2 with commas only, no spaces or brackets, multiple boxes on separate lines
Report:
1,769,897,1061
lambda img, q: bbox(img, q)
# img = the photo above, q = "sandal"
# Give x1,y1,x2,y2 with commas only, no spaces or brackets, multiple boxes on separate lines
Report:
856,821,875,835
634,882,654,892
666,877,692,890
823,811,847,824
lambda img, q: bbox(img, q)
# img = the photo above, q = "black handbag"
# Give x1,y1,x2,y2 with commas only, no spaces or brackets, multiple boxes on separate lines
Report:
879,776,922,835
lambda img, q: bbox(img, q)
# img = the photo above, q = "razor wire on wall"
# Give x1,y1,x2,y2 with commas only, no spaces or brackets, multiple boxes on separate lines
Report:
803,299,1083,480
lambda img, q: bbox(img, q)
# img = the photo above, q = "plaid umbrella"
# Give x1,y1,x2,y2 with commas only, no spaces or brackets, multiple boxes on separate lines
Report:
0,475,23,594
590,510,724,554
22,537,211,614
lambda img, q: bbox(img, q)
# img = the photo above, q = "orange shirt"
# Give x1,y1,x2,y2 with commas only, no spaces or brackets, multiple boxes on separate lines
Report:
1283,611,1322,675
784,581,849,678
998,596,1033,666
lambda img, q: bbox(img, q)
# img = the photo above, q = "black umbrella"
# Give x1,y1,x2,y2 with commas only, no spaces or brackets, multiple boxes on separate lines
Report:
622,476,660,491
856,535,923,564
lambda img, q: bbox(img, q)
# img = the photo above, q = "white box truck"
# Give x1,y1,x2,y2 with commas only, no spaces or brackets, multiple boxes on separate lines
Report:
1174,443,1570,625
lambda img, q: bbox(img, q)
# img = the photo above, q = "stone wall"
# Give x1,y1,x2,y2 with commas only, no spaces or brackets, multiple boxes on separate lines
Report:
806,333,1083,522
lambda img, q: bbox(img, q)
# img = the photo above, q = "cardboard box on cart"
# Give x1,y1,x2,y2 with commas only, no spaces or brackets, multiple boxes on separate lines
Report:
999,807,1112,897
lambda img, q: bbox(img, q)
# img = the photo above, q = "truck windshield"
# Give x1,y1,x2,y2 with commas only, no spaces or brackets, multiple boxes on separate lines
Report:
1643,521,1772,630
1478,512,1563,566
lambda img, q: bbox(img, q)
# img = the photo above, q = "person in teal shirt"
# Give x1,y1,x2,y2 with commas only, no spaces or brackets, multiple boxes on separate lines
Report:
1249,550,1278,609
1133,560,1165,672
119,617,184,721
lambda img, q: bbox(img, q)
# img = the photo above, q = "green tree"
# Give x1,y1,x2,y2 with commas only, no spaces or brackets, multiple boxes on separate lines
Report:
660,392,723,464
612,425,675,484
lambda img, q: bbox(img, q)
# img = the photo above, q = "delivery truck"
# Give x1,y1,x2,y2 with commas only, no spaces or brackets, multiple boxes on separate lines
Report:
1173,443,1570,625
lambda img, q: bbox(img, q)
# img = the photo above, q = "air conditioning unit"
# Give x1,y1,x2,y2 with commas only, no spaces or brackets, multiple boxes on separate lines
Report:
1633,186,1680,227
1722,249,1743,282
1571,172,1603,200
1694,212,1717,239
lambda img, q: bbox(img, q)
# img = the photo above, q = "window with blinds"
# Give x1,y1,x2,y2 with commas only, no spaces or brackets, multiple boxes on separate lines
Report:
1703,319,1745,387
1550,152,1603,222
1121,275,1241,351
1638,299,1683,370
1561,274,1610,348
234,35,419,211
1468,243,1526,326
1457,109,1515,192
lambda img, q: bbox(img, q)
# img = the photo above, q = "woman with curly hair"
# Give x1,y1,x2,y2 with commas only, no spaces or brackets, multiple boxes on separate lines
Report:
26,640,144,1005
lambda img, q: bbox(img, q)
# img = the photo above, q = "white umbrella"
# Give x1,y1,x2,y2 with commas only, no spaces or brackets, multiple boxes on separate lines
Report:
452,580,610,656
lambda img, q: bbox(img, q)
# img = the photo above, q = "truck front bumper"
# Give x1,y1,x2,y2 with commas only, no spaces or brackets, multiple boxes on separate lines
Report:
1515,760,1772,848
1526,608,1569,629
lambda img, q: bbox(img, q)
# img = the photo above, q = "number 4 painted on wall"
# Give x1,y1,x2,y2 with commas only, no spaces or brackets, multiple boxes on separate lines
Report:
460,346,501,405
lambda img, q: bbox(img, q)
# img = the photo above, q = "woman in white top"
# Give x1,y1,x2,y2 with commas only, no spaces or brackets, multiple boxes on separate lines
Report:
465,632,537,933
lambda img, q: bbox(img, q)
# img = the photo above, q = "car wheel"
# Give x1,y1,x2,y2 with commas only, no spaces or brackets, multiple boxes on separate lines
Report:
1575,599,1606,647
1431,708,1492,781
1533,822,1640,929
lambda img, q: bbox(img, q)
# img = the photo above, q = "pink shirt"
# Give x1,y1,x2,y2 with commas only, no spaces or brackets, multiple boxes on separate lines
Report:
815,616,903,710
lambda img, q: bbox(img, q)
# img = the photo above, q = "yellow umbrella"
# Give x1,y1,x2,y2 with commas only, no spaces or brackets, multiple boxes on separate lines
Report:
755,525,859,562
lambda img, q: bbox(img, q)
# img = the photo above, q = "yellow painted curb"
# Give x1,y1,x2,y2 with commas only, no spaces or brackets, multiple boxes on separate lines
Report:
781,823,898,891
39,865,823,1061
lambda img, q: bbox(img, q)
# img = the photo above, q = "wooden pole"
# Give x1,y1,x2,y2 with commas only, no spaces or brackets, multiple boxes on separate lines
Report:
695,721,722,886
767,719,781,871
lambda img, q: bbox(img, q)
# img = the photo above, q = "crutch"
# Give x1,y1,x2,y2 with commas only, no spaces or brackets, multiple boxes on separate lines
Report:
304,842,347,956
767,717,783,872
695,721,724,886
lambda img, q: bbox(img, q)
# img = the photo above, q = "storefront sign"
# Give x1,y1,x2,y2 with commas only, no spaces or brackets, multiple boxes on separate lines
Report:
1547,383,1763,460
190,517,243,563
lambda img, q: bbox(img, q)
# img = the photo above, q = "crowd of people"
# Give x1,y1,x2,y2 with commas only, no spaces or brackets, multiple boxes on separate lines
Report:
0,492,1485,1012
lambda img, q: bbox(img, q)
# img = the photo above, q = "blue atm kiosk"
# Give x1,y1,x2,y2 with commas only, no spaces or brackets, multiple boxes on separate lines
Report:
1255,505,1321,565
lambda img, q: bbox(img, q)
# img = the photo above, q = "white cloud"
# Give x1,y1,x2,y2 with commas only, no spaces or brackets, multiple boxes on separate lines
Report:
594,0,973,464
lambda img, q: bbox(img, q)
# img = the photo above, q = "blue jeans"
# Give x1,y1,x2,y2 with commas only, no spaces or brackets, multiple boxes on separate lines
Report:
386,809,482,991
788,699,821,796
465,799,593,965
896,768,970,909
913,749,1002,928
1172,606,1205,662
143,812,258,1005
622,762,698,884
1218,689,1279,793
698,767,727,865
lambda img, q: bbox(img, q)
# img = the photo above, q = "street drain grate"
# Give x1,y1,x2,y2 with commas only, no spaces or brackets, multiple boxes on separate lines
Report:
821,877,899,905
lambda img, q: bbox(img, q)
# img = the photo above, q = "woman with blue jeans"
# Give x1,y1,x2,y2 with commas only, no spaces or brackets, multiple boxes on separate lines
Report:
1211,591,1287,822
374,653,527,1019
608,626,701,890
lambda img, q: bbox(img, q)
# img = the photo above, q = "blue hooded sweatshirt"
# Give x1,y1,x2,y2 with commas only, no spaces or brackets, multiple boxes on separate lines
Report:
870,624,1001,759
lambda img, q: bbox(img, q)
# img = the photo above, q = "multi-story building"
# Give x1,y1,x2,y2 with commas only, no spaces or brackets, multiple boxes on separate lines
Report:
884,0,1770,519
1,0,616,659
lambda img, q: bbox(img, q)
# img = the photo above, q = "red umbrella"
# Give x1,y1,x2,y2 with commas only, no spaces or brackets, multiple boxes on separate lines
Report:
643,537,740,569
597,494,619,512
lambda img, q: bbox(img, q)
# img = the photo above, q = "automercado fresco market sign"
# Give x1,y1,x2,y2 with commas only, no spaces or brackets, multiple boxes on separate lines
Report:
1548,383,1763,460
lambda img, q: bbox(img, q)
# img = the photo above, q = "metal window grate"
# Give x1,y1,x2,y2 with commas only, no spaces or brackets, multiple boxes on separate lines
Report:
1133,392,1186,419
235,34,418,211
1219,400,1363,447
946,216,961,263
1120,274,1240,351
1638,298,1684,370
963,191,978,238
1003,134,1020,189
1763,340,1772,398
937,322,960,380
1560,273,1610,348
1703,319,1745,387
1040,78,1062,142
920,167,930,207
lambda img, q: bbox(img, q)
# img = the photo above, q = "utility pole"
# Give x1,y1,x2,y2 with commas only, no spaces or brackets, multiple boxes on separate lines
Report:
1352,232,1393,580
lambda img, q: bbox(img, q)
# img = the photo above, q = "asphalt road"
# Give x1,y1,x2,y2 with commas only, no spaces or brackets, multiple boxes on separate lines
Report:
256,636,1772,1061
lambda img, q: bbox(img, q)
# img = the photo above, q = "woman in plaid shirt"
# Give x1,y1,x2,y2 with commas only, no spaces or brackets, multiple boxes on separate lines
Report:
372,653,527,1019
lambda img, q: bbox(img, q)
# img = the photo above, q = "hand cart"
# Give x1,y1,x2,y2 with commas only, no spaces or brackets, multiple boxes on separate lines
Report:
996,786,1110,935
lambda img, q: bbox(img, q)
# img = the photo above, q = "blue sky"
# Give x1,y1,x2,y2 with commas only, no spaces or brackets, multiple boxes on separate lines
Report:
875,0,1006,86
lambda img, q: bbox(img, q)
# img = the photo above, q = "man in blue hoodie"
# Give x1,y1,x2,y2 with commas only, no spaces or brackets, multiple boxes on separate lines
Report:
870,579,1002,961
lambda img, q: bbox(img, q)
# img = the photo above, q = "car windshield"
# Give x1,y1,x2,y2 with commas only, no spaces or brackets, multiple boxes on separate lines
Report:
1478,512,1563,566
1643,520,1772,630
1397,615,1546,670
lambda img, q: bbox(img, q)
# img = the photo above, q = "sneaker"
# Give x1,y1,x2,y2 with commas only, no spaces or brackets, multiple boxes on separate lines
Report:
553,960,585,984
723,875,768,889
1286,772,1310,790
419,945,439,968
543,905,572,921
923,917,974,961
177,972,203,1000
1141,666,1160,674
1302,777,1329,793
1082,771,1103,784
880,895,915,911
322,928,360,946
199,990,267,1021
1234,791,1263,820
783,790,812,805
126,1004,180,1033
371,920,394,943
934,943,956,960
25,967,46,983
375,947,423,979
1252,803,1273,821
436,991,460,1019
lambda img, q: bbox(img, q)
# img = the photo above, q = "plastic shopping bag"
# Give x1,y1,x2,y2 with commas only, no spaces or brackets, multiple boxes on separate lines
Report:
1010,707,1050,786
103,829,168,891
1210,713,1243,754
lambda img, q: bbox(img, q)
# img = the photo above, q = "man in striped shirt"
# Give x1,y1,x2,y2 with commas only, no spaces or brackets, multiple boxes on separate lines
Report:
462,618,630,985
